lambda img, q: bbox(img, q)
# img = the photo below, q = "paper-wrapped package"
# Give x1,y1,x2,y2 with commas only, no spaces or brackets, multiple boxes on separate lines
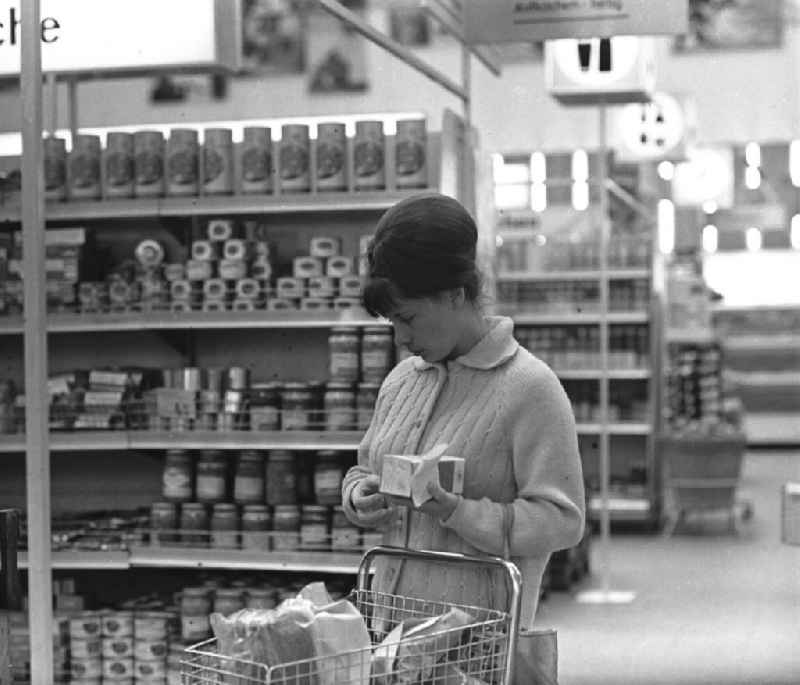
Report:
379,443,464,507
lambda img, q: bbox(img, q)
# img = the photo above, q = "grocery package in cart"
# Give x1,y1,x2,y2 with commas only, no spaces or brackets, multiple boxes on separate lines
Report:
181,546,521,684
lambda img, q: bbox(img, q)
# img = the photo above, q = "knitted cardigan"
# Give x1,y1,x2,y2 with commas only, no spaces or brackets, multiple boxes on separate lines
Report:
341,316,585,627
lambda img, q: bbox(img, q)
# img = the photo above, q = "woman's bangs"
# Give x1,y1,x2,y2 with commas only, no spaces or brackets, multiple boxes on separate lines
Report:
361,277,401,318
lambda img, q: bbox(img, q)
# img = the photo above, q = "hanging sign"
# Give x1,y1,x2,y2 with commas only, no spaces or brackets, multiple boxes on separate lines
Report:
545,36,655,105
0,0,241,77
463,0,688,44
615,92,696,162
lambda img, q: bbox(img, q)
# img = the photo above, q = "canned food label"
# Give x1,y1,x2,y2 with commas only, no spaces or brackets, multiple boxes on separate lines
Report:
354,141,384,178
105,153,134,186
181,615,210,641
326,410,353,431
70,154,100,189
234,476,263,501
71,660,102,678
250,406,280,431
135,152,163,184
135,641,168,660
315,471,343,492
331,353,360,378
396,141,426,176
168,151,198,184
203,148,225,182
316,142,345,179
163,468,192,498
44,156,66,190
332,528,359,549
282,409,310,431
242,147,271,182
301,523,327,545
279,143,309,180
361,351,392,371
196,475,226,500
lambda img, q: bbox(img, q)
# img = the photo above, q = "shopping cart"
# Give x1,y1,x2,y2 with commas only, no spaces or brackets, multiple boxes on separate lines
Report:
181,546,522,685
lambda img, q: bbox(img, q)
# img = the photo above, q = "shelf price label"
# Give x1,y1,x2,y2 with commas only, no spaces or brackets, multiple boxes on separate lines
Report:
0,0,241,77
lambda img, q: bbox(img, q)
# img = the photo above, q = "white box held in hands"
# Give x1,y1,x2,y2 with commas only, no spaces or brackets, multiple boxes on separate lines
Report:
379,444,464,507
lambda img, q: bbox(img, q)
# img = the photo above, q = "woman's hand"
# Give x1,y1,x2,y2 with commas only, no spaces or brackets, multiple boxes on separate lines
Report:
418,481,460,521
351,474,393,525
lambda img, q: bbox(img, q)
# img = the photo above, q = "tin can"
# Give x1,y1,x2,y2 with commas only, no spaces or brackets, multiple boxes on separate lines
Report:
314,450,344,505
69,134,102,200
316,122,347,191
241,126,273,194
196,450,227,503
134,660,167,680
211,503,239,549
234,450,264,504
241,504,271,551
70,658,102,681
134,639,168,661
179,502,209,547
331,505,360,550
249,382,281,431
356,382,380,431
279,124,311,193
246,587,276,610
102,611,134,638
213,588,245,616
329,327,361,381
161,450,193,503
281,382,314,431
150,502,178,546
395,119,428,189
361,325,394,381
134,131,165,197
44,136,67,201
103,131,135,198
272,504,301,551
70,639,101,660
323,382,355,432
353,121,385,190
203,127,233,195
69,612,102,640
300,505,329,550
102,637,134,659
227,367,250,391
103,657,134,680
265,450,297,505
166,128,199,196
180,587,212,642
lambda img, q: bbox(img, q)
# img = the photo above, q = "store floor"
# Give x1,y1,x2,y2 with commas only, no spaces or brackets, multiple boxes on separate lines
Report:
537,449,800,685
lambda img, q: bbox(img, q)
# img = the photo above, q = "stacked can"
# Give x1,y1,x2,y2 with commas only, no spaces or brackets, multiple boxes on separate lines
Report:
44,135,68,201
70,611,103,682
69,134,103,200
202,128,234,195
133,612,171,684
101,611,136,683
104,132,135,199
240,126,273,194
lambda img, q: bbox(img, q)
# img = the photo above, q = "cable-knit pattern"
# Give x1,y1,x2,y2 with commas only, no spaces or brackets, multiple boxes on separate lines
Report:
341,316,585,627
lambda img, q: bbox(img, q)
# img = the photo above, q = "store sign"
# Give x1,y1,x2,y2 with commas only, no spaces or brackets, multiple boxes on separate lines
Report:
0,0,241,76
463,0,688,43
545,36,655,105
616,92,695,162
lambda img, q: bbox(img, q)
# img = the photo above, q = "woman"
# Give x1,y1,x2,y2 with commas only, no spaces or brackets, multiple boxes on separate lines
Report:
341,192,584,627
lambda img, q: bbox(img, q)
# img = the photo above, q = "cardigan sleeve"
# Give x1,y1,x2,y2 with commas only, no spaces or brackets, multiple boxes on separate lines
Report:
442,362,585,557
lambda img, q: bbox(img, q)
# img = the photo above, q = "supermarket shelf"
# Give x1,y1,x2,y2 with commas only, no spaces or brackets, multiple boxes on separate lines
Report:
19,550,130,570
588,495,652,521
665,328,717,345
0,310,383,335
722,334,800,351
577,423,651,435
498,269,650,282
0,431,363,453
555,369,651,380
128,546,363,574
0,191,422,223
511,311,649,325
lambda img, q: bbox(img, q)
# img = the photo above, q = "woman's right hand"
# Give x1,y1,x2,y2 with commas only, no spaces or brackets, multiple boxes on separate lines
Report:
351,474,393,525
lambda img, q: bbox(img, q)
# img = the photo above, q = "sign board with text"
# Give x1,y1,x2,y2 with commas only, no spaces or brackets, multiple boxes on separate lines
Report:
0,0,241,77
464,0,688,43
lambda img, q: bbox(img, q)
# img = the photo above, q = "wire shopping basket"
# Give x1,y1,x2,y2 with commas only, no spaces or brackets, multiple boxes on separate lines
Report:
181,545,522,685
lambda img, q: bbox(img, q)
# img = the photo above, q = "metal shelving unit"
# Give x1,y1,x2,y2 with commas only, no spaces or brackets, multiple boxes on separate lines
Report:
510,311,650,325
497,268,651,282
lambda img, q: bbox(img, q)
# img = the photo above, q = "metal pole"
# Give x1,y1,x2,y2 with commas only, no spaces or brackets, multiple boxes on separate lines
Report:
45,73,57,136
68,79,79,144
597,102,612,595
21,1,54,683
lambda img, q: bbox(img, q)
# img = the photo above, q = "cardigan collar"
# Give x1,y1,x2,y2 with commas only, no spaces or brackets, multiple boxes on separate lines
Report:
413,315,519,371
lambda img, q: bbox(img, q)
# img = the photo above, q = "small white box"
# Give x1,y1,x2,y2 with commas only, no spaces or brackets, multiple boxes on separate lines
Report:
185,259,213,281
310,236,341,258
307,276,337,299
339,275,363,298
379,454,465,507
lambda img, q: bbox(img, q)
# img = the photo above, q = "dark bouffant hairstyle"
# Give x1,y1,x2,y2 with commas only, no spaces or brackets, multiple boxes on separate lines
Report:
362,192,483,318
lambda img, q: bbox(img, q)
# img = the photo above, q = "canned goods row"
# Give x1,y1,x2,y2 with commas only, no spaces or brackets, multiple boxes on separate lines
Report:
150,503,362,554
42,118,427,202
162,448,348,505
69,610,176,640
329,325,394,382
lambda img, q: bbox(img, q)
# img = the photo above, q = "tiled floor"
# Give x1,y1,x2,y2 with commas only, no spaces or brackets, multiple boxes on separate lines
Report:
536,449,800,685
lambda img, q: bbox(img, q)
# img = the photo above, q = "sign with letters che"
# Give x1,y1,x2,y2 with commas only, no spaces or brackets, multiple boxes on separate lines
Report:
463,0,688,43
0,0,241,77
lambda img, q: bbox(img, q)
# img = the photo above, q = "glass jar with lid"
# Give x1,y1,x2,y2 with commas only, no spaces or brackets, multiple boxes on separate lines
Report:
314,451,344,506
162,449,193,502
328,327,361,382
210,503,239,549
249,382,282,431
323,382,355,432
360,325,394,382
272,504,301,551
265,450,297,505
241,504,271,551
179,503,209,547
213,588,244,617
355,382,380,431
233,450,264,504
196,450,227,503
281,382,314,431
300,505,329,551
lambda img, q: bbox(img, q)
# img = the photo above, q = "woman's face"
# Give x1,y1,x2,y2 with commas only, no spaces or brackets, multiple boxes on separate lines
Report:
386,292,463,363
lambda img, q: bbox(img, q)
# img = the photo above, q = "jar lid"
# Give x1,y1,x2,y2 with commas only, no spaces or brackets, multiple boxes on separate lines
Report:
182,503,207,511
316,450,339,459
214,588,243,598
239,450,263,460
303,505,328,515
213,503,237,512
268,450,294,461
363,325,392,334
282,381,310,391
199,449,224,458
165,449,189,457
246,588,274,598
325,381,354,391
274,504,300,513
330,326,359,334
357,381,381,390
242,504,269,513
183,587,210,597
151,501,177,510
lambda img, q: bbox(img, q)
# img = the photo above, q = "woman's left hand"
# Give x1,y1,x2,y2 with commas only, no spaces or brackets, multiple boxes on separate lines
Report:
418,481,460,521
